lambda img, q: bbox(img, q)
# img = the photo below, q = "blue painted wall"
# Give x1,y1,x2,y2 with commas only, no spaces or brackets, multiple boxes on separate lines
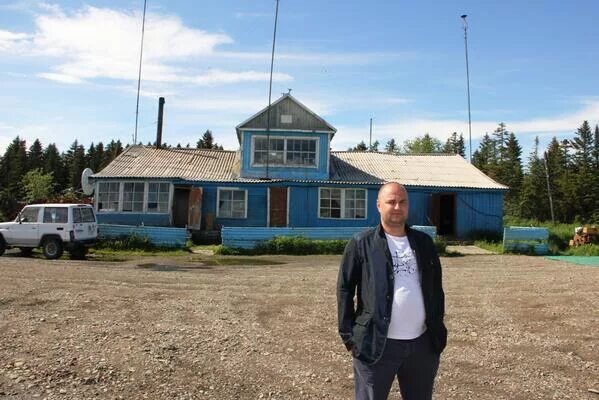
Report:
239,130,330,179
198,183,268,229
288,186,380,228
403,187,504,237
96,179,504,238
96,212,170,226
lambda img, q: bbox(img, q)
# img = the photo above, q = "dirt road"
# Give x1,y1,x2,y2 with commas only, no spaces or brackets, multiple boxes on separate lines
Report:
0,253,597,399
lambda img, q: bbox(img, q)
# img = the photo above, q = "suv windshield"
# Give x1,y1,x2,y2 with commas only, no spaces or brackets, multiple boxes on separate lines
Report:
73,207,96,223
18,207,40,223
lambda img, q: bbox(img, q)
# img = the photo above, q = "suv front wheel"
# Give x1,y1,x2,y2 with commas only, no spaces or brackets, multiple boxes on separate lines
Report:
0,237,5,256
42,237,63,260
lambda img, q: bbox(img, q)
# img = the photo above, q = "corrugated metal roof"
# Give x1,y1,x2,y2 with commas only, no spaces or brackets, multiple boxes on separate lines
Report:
331,152,508,190
93,146,239,181
93,146,507,190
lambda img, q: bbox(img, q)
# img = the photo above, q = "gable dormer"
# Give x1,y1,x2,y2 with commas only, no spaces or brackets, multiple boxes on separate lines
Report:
236,94,336,179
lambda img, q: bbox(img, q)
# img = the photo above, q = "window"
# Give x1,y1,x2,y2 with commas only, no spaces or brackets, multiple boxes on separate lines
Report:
319,188,367,219
287,139,316,166
43,207,68,223
19,207,40,223
252,136,317,167
254,137,284,165
123,182,145,212
217,188,247,218
73,207,96,223
148,183,170,213
98,182,120,212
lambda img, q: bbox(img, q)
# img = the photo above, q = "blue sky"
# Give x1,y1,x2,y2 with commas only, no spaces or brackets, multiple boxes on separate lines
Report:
1,0,598,161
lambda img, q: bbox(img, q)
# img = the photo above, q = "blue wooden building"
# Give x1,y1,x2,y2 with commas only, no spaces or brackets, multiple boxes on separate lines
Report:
92,94,507,241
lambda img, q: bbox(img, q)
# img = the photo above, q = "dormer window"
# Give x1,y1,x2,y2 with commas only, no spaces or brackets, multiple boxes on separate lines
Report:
252,136,318,167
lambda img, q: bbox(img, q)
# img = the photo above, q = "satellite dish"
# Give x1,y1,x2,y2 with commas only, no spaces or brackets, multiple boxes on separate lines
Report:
81,168,94,195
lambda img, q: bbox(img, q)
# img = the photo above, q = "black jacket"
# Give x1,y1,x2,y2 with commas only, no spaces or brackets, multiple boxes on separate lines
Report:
337,224,447,365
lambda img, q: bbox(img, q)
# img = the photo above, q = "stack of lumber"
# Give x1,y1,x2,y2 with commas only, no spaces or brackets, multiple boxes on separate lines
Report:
569,225,599,247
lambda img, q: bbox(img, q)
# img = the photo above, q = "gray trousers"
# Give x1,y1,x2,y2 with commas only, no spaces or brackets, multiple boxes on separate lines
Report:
353,331,440,400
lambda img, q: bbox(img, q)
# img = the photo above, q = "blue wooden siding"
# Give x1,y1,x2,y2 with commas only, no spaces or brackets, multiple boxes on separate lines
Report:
503,226,549,255
288,186,380,227
455,190,503,237
222,225,437,249
239,131,330,179
95,180,503,239
404,188,504,237
98,224,188,247
96,212,170,226
200,184,268,228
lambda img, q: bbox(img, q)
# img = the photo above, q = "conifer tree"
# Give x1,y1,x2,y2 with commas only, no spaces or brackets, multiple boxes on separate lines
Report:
544,137,568,221
443,132,466,157
569,121,596,220
402,134,442,153
472,133,495,176
0,137,27,217
384,138,399,154
43,143,65,191
349,141,368,151
518,137,548,219
27,139,44,171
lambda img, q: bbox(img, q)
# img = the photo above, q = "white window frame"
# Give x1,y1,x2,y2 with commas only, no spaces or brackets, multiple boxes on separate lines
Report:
318,187,368,220
122,181,146,213
147,182,172,214
97,181,121,213
250,135,319,168
95,181,172,214
216,187,248,219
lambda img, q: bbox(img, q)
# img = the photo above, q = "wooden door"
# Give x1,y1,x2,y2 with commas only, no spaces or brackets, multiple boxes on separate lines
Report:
188,188,203,230
269,187,288,227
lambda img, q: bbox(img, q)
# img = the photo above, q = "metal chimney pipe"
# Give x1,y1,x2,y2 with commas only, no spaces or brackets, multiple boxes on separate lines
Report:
156,97,165,148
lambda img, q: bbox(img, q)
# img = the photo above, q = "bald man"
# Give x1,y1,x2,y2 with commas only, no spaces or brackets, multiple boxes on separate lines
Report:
337,182,447,400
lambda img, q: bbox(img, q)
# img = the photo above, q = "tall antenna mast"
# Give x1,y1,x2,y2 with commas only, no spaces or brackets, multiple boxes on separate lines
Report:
461,14,472,162
133,0,148,145
265,0,280,179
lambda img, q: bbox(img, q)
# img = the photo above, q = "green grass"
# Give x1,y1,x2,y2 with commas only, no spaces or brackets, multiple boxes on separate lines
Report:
474,240,504,254
470,216,599,256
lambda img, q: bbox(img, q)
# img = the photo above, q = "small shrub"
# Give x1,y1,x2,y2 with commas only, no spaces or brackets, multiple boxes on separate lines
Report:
96,233,156,251
434,237,447,255
563,244,599,256
216,236,348,256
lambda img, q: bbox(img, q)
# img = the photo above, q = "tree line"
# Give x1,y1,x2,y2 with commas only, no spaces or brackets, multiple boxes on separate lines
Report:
349,121,599,223
0,130,222,219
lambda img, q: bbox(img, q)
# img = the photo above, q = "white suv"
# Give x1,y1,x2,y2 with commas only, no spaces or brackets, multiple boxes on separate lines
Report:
0,204,98,259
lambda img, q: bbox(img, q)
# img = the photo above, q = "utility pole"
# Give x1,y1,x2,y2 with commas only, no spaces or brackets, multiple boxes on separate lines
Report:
265,0,280,179
134,0,148,145
543,151,555,224
461,14,472,162
369,118,373,151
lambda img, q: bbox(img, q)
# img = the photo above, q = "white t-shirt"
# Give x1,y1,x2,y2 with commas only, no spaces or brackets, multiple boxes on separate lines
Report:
385,233,427,340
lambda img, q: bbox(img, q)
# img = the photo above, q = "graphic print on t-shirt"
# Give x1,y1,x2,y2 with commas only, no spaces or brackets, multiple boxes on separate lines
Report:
391,247,417,277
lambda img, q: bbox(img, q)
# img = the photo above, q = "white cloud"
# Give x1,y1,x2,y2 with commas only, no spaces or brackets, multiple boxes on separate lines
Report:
0,29,31,52
190,70,292,86
2,5,290,86
36,72,83,84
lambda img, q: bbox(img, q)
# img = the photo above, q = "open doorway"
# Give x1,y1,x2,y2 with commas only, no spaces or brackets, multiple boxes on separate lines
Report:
172,187,190,228
430,193,456,236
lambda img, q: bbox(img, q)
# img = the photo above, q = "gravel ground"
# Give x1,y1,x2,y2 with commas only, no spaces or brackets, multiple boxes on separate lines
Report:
0,252,597,399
